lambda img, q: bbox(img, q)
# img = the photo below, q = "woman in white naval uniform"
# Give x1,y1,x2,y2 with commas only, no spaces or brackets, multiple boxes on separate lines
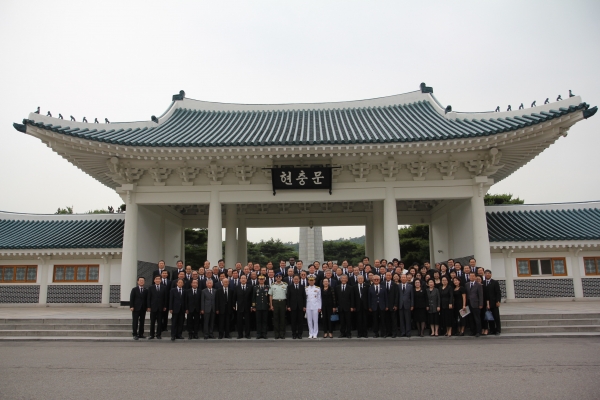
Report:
305,275,322,339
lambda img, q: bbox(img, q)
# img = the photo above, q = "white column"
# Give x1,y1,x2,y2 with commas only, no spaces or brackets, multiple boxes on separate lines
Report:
502,249,515,300
237,217,247,266
180,226,186,265
428,223,435,264
383,186,400,260
225,204,238,269
365,216,374,262
570,249,584,299
471,181,492,269
206,191,223,266
37,256,50,305
101,255,113,305
373,201,384,259
120,190,138,304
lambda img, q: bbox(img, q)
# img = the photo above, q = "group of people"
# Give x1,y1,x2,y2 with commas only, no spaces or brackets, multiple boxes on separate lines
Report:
129,256,502,341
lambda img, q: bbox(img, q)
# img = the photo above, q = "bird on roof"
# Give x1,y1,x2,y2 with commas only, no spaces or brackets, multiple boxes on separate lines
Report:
82,117,88,123
70,115,76,121
35,107,40,114
105,118,110,124
507,105,512,111
518,103,524,110
544,98,550,104
531,101,536,107
556,95,562,101
569,90,575,98
94,118,99,123
58,113,63,119
495,106,500,112
151,115,159,123
46,111,52,117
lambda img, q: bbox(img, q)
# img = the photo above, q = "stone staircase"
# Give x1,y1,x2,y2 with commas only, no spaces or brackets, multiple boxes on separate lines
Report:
0,313,598,339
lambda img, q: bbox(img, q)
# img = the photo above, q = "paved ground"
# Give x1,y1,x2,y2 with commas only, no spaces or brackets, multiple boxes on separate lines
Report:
1,300,598,319
1,338,599,399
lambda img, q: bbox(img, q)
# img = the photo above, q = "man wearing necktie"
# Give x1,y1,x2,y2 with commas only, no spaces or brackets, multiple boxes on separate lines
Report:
159,270,171,332
353,275,369,338
200,279,216,339
129,277,148,340
335,275,355,338
216,278,233,339
286,275,306,339
153,260,166,278
169,279,186,341
465,272,484,337
368,275,387,338
171,260,185,280
233,275,252,339
397,274,414,338
384,272,399,338
147,275,167,340
185,279,201,339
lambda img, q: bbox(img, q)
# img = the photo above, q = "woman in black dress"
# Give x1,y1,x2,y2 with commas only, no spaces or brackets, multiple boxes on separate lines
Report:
439,276,453,337
413,279,427,337
433,271,442,290
426,279,440,336
320,278,336,338
452,277,467,336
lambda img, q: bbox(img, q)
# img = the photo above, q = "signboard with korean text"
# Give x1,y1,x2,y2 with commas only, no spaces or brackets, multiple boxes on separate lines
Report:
271,167,333,195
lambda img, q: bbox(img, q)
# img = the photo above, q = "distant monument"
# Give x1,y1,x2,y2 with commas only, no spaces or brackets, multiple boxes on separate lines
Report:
299,226,324,265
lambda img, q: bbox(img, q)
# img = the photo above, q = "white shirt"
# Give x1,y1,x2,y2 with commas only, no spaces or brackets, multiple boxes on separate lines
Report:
305,285,322,310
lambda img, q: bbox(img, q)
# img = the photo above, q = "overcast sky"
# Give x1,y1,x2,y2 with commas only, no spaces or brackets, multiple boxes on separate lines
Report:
1,1,599,243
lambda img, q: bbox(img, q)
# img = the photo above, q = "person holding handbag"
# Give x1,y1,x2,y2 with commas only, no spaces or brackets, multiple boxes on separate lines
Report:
321,278,337,338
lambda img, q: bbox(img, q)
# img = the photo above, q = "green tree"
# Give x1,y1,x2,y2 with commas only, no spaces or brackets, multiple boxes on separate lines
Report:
55,206,73,214
399,224,430,266
323,240,365,266
484,193,524,206
184,228,208,268
247,239,298,266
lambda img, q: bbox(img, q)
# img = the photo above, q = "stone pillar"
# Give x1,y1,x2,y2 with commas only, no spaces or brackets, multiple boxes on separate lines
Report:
570,248,584,299
471,180,492,269
383,187,400,260
237,217,247,266
373,201,384,259
120,190,138,305
101,255,113,305
37,256,50,305
502,249,515,300
206,191,223,266
225,204,238,269
365,216,374,262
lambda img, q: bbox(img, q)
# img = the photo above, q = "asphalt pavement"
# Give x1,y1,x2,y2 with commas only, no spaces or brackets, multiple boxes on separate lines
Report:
1,337,599,399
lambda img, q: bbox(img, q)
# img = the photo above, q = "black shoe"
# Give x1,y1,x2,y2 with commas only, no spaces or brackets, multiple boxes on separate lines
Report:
338,335,345,338
171,338,175,341
373,334,379,338
139,336,147,339
495,332,501,336
176,336,184,340
225,335,231,339
237,336,243,339
391,335,397,338
476,333,480,337
157,336,162,340
245,335,251,339
204,336,208,340
133,336,139,340
148,336,155,340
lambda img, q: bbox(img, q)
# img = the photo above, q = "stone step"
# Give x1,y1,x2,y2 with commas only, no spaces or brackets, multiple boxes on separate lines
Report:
0,330,134,337
502,313,600,321
502,325,600,333
503,319,600,327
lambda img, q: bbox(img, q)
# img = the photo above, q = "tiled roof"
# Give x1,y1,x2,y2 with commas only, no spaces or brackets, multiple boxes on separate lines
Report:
19,100,590,147
0,218,124,249
486,208,600,242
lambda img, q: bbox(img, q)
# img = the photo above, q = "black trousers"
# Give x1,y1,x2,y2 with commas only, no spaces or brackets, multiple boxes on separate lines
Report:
237,309,251,337
488,306,501,333
187,311,200,335
218,309,231,337
321,308,333,333
170,311,184,339
470,307,482,334
149,310,162,337
386,309,397,336
356,309,368,337
398,307,411,337
256,310,268,337
339,309,352,337
161,309,169,331
132,310,146,337
372,308,386,336
290,308,304,336
203,310,215,337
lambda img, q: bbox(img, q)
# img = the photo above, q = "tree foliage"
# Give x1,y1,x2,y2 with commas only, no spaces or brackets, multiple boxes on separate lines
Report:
399,224,430,266
55,206,73,214
323,240,365,266
484,193,524,206
184,228,208,268
247,239,298,266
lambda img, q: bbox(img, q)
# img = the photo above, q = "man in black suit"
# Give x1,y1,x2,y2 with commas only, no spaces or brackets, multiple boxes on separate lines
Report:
171,260,185,280
201,279,217,339
215,278,234,339
147,275,167,339
152,260,167,278
169,279,186,341
484,270,502,335
129,277,147,340
353,275,369,338
335,275,354,338
465,272,484,337
383,272,399,337
159,270,171,332
233,275,252,339
397,274,414,337
286,275,306,339
368,275,387,338
185,279,201,339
